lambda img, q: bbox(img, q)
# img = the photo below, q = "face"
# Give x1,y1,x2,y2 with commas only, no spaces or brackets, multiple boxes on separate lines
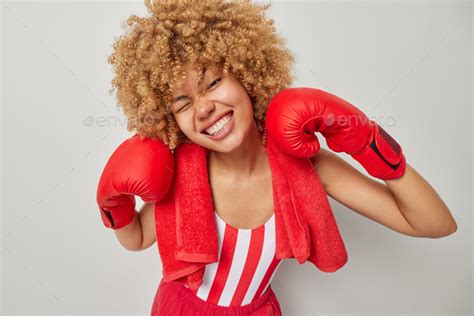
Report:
170,65,256,153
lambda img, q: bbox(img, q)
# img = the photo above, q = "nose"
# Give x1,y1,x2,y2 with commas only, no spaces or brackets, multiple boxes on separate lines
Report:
195,97,216,121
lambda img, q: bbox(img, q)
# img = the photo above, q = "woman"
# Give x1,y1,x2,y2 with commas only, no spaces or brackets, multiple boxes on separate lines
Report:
96,0,458,315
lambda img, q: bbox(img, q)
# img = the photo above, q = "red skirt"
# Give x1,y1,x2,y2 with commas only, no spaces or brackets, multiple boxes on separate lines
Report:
151,278,282,315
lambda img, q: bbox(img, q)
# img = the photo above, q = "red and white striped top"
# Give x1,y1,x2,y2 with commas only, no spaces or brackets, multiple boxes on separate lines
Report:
185,210,282,306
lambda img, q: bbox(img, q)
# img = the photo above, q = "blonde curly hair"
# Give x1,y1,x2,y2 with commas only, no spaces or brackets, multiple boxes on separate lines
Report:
108,0,295,151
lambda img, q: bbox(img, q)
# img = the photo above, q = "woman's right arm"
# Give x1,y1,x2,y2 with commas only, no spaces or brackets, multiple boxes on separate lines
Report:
96,134,173,249
114,202,156,251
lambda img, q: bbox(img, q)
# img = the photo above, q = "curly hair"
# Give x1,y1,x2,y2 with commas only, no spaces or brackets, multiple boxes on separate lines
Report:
107,0,295,151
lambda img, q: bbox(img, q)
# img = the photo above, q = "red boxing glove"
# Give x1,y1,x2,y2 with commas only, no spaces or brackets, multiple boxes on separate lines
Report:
265,87,406,180
96,134,174,229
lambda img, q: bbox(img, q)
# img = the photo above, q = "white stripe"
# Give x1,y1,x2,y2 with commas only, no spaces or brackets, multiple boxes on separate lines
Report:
241,214,276,305
196,212,226,300
217,229,252,306
262,260,283,294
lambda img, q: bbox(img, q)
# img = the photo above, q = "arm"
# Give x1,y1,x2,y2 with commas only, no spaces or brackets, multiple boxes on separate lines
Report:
384,164,457,238
113,202,156,251
312,149,457,238
265,87,457,238
139,202,157,250
114,210,141,251
96,134,174,250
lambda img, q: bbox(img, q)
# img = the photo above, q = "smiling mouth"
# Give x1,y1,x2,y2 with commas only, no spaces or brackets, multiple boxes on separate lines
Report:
202,112,233,136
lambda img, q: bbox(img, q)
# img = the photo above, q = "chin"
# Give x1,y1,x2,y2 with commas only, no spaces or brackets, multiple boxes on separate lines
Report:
208,137,241,153
204,130,246,153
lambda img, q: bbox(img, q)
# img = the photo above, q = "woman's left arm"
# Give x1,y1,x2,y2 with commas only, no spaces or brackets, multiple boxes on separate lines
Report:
383,163,457,237
265,87,457,238
312,149,457,239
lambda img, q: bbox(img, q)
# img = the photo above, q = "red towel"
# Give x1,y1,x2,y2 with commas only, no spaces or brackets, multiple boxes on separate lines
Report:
154,131,348,290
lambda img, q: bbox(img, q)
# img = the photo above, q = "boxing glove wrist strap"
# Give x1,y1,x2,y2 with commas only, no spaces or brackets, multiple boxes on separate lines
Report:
99,196,136,229
351,122,406,180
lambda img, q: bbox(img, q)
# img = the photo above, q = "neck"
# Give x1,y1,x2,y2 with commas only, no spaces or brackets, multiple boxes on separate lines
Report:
208,123,267,181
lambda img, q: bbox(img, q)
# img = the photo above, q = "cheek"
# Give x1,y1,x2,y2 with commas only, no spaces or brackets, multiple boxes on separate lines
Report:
175,115,194,134
241,99,255,118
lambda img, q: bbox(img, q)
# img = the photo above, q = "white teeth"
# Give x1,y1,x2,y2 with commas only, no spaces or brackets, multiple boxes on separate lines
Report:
205,113,232,136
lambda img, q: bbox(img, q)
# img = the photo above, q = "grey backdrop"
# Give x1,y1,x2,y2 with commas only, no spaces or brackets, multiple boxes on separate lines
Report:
2,1,472,315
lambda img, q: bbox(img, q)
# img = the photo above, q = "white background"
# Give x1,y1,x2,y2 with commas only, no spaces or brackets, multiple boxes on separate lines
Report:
2,0,472,315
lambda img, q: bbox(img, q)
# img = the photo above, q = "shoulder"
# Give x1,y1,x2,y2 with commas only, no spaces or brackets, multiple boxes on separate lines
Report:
309,148,348,190
309,148,372,193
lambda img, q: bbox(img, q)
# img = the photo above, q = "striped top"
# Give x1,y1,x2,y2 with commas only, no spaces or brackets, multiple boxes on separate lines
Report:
185,210,282,306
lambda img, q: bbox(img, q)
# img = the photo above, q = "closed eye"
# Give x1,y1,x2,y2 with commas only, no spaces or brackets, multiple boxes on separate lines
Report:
208,78,221,89
177,103,190,112
176,78,222,113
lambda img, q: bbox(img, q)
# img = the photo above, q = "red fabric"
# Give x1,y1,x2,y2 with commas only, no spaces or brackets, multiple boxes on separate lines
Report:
230,229,265,306
153,124,348,290
189,215,282,307
207,223,237,304
151,278,282,315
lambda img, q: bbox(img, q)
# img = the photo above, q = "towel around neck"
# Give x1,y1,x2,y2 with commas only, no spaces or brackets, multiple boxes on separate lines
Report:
154,132,348,290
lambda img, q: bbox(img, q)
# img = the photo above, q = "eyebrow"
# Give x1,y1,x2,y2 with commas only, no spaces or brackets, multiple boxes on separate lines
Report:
173,68,207,103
